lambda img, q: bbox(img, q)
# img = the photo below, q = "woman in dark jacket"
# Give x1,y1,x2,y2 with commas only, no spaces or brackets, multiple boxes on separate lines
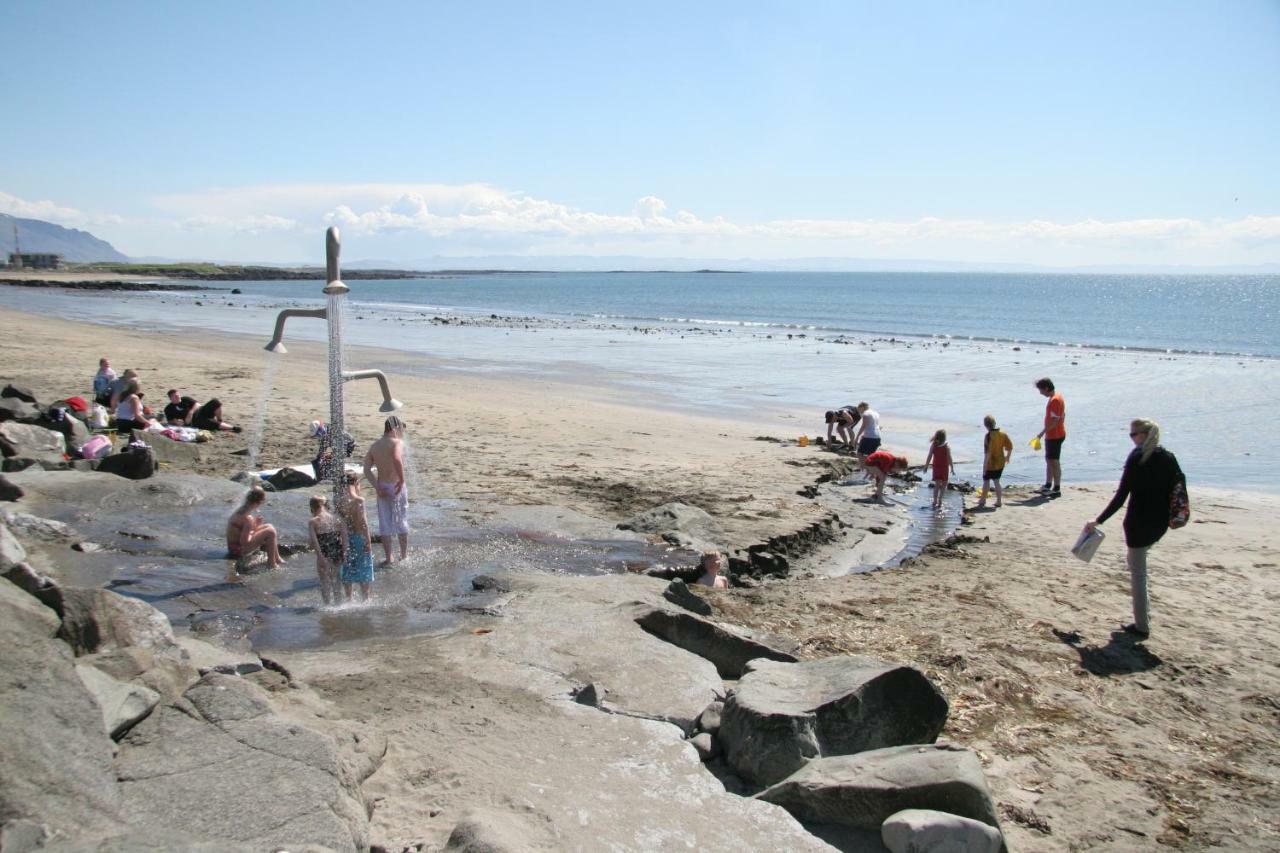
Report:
1085,418,1184,638
192,398,241,433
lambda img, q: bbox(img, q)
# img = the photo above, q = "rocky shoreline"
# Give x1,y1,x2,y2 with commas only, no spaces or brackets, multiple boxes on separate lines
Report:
0,377,1008,851
0,278,207,292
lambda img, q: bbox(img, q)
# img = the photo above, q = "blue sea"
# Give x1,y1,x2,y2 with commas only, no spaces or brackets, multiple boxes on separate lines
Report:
3,271,1278,491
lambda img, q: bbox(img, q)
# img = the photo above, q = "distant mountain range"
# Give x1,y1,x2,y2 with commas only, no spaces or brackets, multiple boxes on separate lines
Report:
0,214,128,262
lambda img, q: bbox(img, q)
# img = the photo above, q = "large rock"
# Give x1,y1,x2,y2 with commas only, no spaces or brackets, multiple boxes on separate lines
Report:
445,807,558,851
0,423,67,465
80,644,200,702
0,578,124,838
0,510,70,541
57,587,177,656
75,663,161,739
618,501,722,551
96,447,157,480
1,575,59,637
3,562,64,613
719,656,949,786
466,573,726,732
757,744,1002,833
0,473,22,501
0,522,26,572
36,408,91,452
663,578,712,616
634,607,797,679
1,384,38,404
144,433,205,467
116,674,377,852
0,397,41,423
882,808,1004,853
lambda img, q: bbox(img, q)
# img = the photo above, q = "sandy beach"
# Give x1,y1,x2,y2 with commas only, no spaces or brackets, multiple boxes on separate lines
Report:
2,302,1278,851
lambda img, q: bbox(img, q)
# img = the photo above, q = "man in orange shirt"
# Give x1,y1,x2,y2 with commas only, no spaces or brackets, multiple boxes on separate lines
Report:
1035,377,1066,496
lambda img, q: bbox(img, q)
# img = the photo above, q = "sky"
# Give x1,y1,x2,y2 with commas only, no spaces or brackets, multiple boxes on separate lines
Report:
2,1,1279,267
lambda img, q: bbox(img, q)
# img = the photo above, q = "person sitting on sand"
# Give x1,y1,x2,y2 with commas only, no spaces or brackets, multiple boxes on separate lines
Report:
697,550,730,589
93,357,116,407
307,494,346,605
192,398,242,433
977,415,1013,509
337,474,374,601
164,389,198,425
864,449,909,502
225,486,283,581
108,368,139,410
363,415,409,566
824,406,858,446
923,429,956,512
113,379,159,435
853,402,883,461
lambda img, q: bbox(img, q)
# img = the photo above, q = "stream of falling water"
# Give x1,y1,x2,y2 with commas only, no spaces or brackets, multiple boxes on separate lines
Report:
246,352,280,469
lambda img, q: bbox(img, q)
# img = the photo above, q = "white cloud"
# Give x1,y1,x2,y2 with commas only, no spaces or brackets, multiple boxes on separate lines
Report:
179,214,300,234
0,191,89,226
4,185,1278,264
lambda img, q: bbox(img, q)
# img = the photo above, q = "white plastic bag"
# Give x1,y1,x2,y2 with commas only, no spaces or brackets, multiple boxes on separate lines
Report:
1071,526,1105,562
90,404,109,430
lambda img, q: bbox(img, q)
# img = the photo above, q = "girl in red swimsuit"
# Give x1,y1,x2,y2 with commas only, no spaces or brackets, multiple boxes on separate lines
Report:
924,429,956,511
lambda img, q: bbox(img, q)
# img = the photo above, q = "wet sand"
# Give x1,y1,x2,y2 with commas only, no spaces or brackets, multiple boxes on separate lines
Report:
2,303,1278,850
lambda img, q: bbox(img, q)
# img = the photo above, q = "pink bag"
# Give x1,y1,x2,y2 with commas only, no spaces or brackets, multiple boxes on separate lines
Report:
79,434,112,460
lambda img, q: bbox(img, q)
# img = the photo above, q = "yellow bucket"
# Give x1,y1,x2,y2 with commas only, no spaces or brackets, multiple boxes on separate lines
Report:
1029,436,1042,451
799,435,809,447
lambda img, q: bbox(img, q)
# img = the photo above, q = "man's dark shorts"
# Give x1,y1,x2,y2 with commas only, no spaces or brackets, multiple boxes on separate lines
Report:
858,436,882,456
983,468,1004,481
1045,438,1065,461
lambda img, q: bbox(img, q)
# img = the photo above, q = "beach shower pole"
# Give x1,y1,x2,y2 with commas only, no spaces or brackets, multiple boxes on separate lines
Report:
264,228,402,503
324,227,350,505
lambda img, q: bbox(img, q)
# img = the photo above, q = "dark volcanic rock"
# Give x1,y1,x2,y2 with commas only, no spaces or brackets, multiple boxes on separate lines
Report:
719,656,949,786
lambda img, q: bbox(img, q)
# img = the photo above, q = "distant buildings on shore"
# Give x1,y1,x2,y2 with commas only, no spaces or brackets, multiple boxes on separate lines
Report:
6,252,63,269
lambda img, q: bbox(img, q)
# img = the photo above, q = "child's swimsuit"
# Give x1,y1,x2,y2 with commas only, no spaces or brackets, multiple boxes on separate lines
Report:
342,532,374,584
316,529,343,564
